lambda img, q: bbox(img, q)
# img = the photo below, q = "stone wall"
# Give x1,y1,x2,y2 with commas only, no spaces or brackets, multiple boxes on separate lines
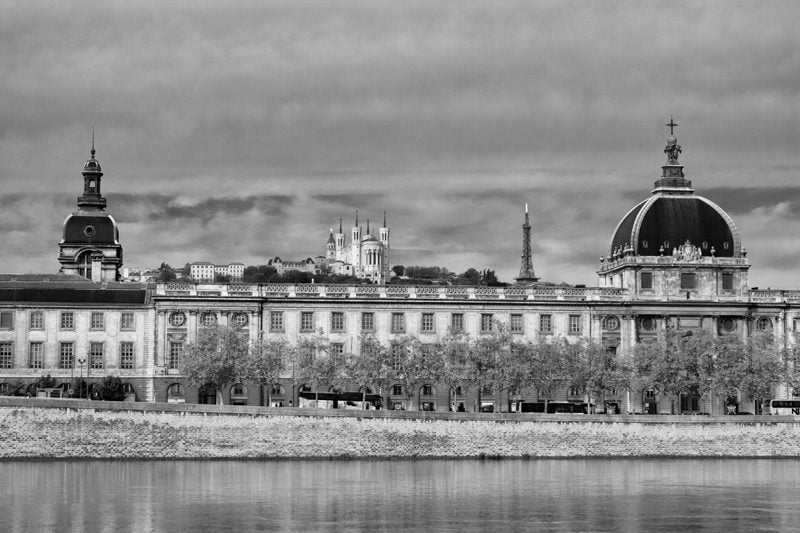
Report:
2,398,800,459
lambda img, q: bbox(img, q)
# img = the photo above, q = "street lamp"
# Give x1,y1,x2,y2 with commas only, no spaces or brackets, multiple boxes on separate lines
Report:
77,358,86,399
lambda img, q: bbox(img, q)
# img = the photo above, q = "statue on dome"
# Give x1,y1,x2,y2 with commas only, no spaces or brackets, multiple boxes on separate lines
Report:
664,135,682,164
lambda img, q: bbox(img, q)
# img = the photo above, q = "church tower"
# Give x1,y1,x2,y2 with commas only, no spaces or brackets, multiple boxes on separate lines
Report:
514,203,539,284
58,136,123,281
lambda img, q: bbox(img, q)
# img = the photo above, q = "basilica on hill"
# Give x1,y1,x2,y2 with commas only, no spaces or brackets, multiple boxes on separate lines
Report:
0,120,797,415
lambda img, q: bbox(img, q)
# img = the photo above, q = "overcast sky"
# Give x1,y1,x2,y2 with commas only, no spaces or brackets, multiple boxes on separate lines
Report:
2,1,799,287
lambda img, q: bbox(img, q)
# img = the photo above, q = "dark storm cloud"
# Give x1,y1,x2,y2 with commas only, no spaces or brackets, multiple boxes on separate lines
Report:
107,194,294,224
1,2,798,286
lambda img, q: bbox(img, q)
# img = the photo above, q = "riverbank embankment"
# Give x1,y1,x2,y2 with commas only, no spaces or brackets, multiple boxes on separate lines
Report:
2,397,799,459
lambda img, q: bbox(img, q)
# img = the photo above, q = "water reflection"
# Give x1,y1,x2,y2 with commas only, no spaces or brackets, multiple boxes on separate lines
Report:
1,459,799,531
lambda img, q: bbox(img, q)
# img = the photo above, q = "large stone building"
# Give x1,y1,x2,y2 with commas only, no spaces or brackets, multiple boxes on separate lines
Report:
1,123,798,412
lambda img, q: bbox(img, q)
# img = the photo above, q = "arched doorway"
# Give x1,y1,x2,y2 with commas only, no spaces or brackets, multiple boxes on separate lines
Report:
122,383,136,402
198,384,217,405
419,384,436,411
230,383,248,405
643,388,657,414
167,383,185,403
450,386,466,412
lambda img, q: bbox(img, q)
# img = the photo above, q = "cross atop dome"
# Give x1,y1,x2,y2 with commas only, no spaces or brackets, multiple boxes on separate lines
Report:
666,116,677,136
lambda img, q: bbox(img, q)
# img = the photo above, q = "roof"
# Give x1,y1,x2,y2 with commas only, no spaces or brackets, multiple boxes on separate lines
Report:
610,194,740,257
0,277,151,305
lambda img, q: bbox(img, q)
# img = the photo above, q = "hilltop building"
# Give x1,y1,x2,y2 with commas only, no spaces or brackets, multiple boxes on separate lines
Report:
189,262,244,282
322,212,390,284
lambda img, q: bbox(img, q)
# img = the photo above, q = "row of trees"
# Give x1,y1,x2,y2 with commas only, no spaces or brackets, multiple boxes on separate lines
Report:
390,265,504,286
181,324,799,410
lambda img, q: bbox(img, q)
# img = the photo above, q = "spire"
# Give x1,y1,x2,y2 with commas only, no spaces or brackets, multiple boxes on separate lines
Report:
515,203,538,284
366,219,370,235
338,218,343,233
77,130,106,211
355,209,359,227
383,210,387,227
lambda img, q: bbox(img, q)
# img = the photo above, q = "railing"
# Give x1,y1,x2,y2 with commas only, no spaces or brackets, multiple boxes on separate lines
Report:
156,283,637,301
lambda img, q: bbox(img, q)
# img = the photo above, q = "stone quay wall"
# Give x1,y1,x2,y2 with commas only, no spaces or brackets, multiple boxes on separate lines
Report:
2,397,800,459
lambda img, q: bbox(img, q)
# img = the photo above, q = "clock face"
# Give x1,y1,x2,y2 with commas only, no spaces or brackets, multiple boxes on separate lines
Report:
169,312,186,327
84,225,96,237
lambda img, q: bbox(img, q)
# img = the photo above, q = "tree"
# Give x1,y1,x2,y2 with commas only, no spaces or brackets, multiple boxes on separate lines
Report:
391,265,405,277
346,334,390,407
526,339,569,412
388,336,437,410
572,339,633,413
715,332,798,411
294,335,337,407
436,333,473,411
157,264,177,282
180,325,249,405
455,268,482,285
34,374,57,389
470,323,527,412
215,273,232,283
97,376,126,401
634,329,719,413
246,338,289,406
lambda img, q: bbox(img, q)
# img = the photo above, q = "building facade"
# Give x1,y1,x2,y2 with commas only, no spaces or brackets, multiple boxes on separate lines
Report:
1,124,798,413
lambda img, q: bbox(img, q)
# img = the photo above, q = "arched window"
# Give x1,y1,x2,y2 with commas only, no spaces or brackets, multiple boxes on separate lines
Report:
756,317,773,332
167,383,185,403
0,382,9,396
420,384,435,397
122,383,136,399
271,383,285,396
76,251,92,279
230,383,248,405
390,384,403,396
232,312,249,328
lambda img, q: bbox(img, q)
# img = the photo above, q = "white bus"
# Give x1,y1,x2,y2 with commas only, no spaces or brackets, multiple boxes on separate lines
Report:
769,399,800,415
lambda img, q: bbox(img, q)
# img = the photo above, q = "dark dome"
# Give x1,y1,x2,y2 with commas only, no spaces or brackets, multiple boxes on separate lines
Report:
61,214,119,245
610,195,741,257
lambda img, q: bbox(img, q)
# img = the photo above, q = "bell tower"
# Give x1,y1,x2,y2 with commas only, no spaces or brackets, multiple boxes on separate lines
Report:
58,135,123,281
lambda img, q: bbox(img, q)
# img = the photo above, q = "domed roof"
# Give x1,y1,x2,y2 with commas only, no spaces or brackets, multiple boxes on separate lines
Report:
608,121,742,259
610,194,741,257
61,213,120,246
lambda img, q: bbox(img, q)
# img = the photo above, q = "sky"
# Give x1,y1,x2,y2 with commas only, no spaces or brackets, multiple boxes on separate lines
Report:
1,1,799,287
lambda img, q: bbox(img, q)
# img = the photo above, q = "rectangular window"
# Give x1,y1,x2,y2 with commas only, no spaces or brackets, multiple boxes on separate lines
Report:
480,313,493,333
0,342,13,369
168,342,183,369
269,311,284,332
29,311,44,330
120,312,135,330
391,313,406,333
510,313,524,333
29,342,43,369
450,313,464,333
0,311,13,329
680,272,697,290
569,315,582,335
539,314,552,333
59,343,74,369
331,312,345,332
421,313,435,333
60,312,74,330
300,312,314,332
90,312,104,330
361,312,375,332
722,272,734,291
120,342,134,370
641,272,653,290
89,342,104,369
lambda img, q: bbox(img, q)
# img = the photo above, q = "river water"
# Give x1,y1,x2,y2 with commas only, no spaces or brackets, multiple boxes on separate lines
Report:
1,459,799,532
